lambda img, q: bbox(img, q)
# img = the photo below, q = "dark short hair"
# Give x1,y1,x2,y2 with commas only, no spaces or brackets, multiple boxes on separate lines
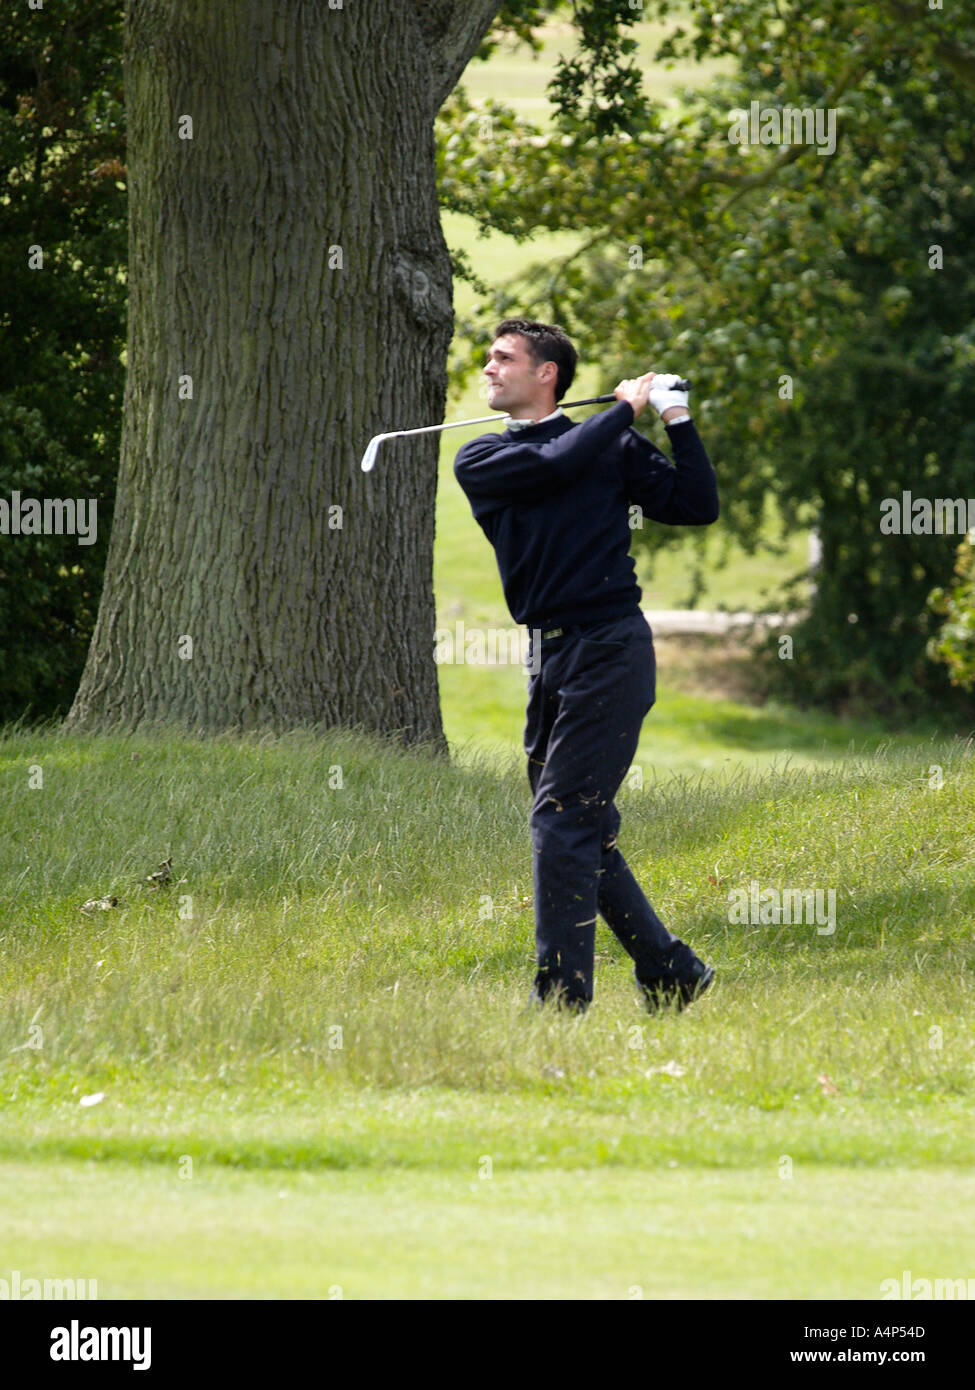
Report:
493,318,577,402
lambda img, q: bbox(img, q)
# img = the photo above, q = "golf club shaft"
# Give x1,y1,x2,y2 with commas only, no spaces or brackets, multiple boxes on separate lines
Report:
377,383,692,437
360,380,692,470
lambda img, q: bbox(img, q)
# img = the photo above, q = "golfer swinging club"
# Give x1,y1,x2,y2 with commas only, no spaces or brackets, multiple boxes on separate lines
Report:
454,319,720,1015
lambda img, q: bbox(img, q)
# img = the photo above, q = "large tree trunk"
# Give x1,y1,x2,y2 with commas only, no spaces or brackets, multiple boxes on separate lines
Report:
64,0,501,753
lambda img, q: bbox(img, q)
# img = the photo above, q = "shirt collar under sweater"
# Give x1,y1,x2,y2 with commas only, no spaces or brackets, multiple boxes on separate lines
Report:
504,407,565,432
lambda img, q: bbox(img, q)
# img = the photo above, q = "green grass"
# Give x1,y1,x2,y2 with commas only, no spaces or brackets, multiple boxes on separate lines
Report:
438,657,965,776
1,726,974,1295
4,1159,974,1299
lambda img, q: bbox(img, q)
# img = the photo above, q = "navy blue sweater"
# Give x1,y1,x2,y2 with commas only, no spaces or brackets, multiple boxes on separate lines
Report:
453,401,720,630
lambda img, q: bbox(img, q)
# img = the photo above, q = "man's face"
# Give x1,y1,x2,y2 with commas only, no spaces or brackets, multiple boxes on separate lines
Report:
483,334,554,414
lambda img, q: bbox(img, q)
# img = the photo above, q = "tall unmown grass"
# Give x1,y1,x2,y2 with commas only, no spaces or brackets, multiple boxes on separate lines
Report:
2,725,973,1108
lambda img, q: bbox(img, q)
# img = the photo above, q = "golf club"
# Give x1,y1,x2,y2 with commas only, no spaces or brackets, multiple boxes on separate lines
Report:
359,381,692,472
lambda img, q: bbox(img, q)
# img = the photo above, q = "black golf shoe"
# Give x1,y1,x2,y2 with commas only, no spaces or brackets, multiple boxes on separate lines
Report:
639,960,714,1014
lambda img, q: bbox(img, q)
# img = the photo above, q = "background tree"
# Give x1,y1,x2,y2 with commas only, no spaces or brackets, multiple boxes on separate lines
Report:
0,0,126,721
928,534,975,694
62,1,517,748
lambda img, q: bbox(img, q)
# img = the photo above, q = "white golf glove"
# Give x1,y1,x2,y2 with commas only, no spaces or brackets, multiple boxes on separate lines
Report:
648,373,689,418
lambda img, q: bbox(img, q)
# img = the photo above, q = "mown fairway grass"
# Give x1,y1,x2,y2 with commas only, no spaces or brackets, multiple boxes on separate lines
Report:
5,1161,975,1300
1,726,973,1296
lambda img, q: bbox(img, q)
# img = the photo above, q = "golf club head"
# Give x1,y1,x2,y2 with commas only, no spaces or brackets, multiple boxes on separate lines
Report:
360,435,385,473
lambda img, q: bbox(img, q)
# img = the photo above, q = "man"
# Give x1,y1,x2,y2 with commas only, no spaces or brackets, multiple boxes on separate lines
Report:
453,319,720,1015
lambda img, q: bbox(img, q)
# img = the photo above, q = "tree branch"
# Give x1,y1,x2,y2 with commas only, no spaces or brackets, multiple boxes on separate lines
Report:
413,0,509,112
690,44,878,214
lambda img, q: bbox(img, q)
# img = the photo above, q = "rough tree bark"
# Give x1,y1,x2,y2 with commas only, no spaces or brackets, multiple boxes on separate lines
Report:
64,0,503,753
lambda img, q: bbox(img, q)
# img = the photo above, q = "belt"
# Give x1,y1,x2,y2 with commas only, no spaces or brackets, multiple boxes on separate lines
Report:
538,623,592,641
531,612,642,643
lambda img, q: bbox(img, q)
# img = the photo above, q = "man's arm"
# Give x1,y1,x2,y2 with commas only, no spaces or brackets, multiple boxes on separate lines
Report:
621,419,720,526
454,399,635,506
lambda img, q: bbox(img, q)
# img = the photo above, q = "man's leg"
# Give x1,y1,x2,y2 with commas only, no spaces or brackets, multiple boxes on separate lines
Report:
596,797,678,965
596,798,712,1003
524,658,571,1002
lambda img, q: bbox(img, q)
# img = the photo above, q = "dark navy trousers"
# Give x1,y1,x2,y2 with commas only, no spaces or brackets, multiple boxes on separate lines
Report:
524,612,683,1006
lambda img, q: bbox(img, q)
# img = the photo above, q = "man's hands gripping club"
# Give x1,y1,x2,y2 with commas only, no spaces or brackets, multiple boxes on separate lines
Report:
614,372,690,424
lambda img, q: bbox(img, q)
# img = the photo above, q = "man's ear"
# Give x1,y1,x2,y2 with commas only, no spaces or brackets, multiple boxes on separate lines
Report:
539,360,558,391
